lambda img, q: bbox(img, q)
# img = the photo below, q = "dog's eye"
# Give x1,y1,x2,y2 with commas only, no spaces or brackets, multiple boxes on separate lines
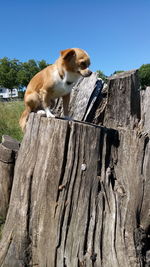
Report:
80,62,87,69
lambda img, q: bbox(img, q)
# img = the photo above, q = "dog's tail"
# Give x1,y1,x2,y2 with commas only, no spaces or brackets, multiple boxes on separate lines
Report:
19,107,31,132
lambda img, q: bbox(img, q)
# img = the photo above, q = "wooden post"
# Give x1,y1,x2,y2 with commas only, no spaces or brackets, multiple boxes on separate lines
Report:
0,136,20,220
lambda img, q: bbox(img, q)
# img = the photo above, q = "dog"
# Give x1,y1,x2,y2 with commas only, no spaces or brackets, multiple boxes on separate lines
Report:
19,48,92,131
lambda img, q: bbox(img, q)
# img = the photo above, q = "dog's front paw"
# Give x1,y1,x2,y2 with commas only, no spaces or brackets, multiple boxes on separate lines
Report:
46,111,55,118
44,107,55,118
47,113,55,118
37,110,46,116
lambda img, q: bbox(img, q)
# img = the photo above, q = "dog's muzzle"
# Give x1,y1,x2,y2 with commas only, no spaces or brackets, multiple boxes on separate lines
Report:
80,69,92,77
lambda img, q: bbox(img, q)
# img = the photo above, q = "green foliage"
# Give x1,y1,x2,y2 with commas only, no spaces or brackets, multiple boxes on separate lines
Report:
113,70,124,75
38,59,49,70
138,64,150,87
17,59,49,88
97,70,107,82
18,90,25,99
17,59,39,87
0,58,21,89
0,101,24,142
0,57,49,89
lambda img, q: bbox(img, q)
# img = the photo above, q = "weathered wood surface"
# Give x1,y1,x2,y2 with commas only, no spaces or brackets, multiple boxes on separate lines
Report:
53,72,104,121
92,70,141,129
0,136,20,219
0,114,102,266
0,70,150,267
0,113,150,266
54,70,141,130
69,72,103,121
140,86,150,133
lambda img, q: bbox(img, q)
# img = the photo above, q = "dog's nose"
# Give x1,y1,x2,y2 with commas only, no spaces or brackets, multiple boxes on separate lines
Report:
85,70,92,77
80,69,93,77
88,70,92,76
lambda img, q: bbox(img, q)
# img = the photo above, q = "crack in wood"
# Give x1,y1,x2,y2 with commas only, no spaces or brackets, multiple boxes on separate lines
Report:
54,123,71,216
141,136,149,175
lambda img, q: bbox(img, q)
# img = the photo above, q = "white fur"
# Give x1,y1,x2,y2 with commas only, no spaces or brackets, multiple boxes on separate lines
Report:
82,49,89,57
45,107,55,118
37,110,46,115
51,69,80,98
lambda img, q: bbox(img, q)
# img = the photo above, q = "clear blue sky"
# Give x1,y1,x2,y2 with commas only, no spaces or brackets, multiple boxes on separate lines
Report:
0,0,150,76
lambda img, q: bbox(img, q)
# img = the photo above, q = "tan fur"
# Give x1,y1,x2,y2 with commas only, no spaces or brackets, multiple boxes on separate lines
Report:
19,48,92,131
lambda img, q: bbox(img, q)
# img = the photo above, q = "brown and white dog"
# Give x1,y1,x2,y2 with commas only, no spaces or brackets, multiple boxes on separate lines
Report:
19,48,92,131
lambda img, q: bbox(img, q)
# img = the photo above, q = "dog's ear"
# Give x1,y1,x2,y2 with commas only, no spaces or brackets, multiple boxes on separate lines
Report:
60,49,76,60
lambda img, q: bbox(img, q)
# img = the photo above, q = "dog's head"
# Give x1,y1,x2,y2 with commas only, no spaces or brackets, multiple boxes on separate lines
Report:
60,48,92,77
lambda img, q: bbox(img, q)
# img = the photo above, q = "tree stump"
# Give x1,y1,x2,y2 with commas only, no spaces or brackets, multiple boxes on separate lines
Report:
92,70,141,128
0,136,20,220
0,71,150,267
0,112,150,267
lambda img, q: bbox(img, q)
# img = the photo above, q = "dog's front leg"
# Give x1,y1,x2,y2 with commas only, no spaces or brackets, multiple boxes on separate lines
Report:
45,107,55,118
62,93,70,119
42,90,55,118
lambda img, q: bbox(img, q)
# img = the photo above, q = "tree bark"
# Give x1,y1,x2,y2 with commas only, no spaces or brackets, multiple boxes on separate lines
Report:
0,71,150,267
0,136,20,220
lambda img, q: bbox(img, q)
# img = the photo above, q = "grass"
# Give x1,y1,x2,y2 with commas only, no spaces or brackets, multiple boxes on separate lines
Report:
0,100,24,142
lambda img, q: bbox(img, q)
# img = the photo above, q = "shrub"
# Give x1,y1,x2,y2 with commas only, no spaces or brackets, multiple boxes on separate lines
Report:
97,70,107,82
113,70,124,74
138,64,150,87
18,90,25,99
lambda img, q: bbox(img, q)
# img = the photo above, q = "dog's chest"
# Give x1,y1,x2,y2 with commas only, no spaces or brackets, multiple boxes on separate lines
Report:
51,70,75,98
52,79,73,98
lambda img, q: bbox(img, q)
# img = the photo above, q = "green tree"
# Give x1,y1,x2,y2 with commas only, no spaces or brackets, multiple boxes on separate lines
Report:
138,64,150,87
38,59,49,70
113,70,124,75
97,70,107,82
0,57,49,90
0,57,21,89
17,59,49,88
17,59,38,87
